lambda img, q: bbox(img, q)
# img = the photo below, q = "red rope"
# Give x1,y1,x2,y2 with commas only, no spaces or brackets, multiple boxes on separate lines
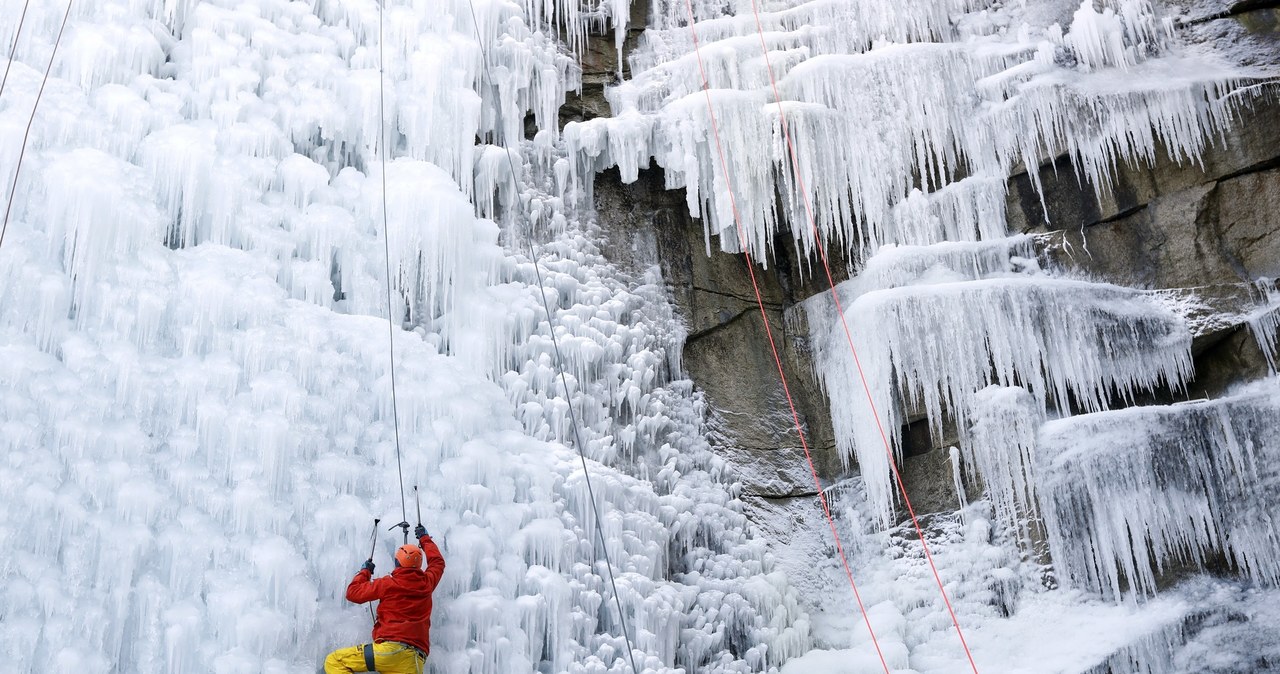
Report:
744,3,981,671
680,2,892,672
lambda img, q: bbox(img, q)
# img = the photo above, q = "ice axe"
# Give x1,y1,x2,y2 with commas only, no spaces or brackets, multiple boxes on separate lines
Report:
388,519,410,544
414,485,422,530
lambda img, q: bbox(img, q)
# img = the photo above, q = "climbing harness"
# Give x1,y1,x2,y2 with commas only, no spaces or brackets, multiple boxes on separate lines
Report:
461,2,641,671
0,0,73,251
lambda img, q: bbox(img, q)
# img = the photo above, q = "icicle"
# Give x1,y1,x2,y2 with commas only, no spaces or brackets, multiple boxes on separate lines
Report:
1247,279,1280,372
961,386,1044,530
814,276,1193,526
568,0,1245,264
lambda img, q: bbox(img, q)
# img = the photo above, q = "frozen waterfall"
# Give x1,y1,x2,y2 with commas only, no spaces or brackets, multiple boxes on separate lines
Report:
3,0,1280,671
0,0,805,671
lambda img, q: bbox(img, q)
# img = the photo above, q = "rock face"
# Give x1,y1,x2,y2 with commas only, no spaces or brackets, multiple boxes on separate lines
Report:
578,12,1280,521
560,0,651,125
592,164,852,499
588,102,1280,522
1019,93,1280,402
1010,96,1280,291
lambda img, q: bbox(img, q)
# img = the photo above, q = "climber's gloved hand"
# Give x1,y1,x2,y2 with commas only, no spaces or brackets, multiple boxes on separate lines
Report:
362,559,375,573
414,524,428,539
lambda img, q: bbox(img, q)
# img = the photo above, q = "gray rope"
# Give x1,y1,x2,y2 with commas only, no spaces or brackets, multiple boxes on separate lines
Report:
0,0,34,102
0,0,73,251
463,4,642,672
376,0,409,529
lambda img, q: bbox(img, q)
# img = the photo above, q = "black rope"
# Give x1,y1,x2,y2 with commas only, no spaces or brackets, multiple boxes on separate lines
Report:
375,0,409,537
0,0,34,102
0,0,72,251
463,4,641,673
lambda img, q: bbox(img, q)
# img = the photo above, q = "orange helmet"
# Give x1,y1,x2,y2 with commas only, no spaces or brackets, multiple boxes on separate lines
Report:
395,544,423,569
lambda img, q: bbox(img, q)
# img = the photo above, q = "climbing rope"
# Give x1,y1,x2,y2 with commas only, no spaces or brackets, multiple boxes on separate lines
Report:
463,3,641,672
375,0,410,542
676,1,899,671
0,0,34,102
0,0,73,252
741,0,982,669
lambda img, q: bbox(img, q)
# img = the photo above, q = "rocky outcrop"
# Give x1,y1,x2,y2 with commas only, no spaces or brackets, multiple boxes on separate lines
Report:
560,0,651,125
577,10,1279,521
1020,92,1280,402
592,165,852,499
1011,94,1280,289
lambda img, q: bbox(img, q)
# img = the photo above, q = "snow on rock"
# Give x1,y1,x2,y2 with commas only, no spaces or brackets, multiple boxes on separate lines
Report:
554,0,1280,669
3,0,1278,669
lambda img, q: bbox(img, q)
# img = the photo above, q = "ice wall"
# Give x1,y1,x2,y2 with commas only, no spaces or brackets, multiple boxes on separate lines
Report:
0,0,810,672
961,386,1043,532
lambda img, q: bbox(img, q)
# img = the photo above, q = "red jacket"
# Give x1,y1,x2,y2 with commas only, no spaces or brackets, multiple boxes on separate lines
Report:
346,535,446,654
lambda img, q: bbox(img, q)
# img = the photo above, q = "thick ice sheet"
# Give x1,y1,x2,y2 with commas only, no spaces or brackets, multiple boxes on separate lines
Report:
1040,379,1280,600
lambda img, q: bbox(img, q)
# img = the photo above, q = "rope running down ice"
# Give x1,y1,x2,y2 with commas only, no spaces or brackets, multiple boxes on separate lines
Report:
743,0,981,669
463,4,641,672
0,0,73,252
0,0,34,102
376,0,409,532
677,0,895,671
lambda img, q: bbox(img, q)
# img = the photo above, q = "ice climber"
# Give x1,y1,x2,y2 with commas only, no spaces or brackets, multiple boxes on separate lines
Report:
324,524,446,673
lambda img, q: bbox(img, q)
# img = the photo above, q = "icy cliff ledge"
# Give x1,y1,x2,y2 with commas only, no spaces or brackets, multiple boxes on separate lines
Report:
807,236,1196,526
1041,379,1280,600
565,0,1267,263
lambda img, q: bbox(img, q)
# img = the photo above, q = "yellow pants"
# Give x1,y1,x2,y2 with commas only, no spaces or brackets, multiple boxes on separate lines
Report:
323,641,425,674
